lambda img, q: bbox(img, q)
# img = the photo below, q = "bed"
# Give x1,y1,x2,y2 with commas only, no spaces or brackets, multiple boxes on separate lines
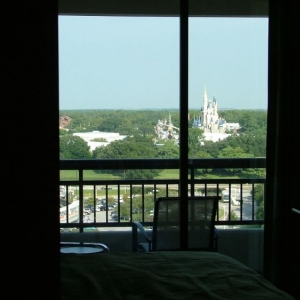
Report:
61,251,295,300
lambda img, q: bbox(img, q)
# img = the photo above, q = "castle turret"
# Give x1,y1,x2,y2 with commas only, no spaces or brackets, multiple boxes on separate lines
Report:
203,85,208,111
213,95,217,115
202,85,208,127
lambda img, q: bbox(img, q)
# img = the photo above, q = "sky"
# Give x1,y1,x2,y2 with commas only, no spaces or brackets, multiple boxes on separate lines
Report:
59,16,268,110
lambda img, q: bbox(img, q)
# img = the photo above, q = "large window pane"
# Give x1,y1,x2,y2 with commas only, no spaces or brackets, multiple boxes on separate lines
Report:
59,16,180,160
188,17,268,161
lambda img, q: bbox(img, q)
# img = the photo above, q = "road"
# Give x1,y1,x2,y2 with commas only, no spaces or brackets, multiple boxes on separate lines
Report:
64,186,256,229
225,190,256,221
86,191,256,224
84,210,115,223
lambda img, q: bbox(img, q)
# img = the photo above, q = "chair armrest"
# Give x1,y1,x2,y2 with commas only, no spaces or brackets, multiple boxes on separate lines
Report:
132,221,152,252
214,227,220,240
84,242,110,252
132,221,152,242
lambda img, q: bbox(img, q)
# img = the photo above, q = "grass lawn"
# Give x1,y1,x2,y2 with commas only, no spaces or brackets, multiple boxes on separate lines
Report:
60,169,180,180
60,170,121,180
60,169,253,181
154,169,179,179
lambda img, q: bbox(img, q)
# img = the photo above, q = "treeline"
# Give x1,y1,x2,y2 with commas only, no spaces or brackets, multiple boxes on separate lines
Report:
59,109,180,136
60,109,266,136
59,109,267,178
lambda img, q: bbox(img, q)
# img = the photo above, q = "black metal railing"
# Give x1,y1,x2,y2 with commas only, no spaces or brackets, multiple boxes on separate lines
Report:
60,158,266,232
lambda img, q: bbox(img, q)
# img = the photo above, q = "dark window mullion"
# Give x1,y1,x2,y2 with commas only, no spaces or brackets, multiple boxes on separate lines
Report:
179,0,189,250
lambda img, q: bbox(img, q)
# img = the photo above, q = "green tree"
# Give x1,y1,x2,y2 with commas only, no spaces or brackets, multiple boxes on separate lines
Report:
188,127,204,157
92,137,107,142
200,140,223,158
252,184,264,220
192,151,213,176
60,135,92,159
218,146,254,159
224,133,266,157
93,135,160,179
93,135,157,159
230,210,239,221
132,187,142,196
218,146,254,174
59,129,69,136
156,140,179,158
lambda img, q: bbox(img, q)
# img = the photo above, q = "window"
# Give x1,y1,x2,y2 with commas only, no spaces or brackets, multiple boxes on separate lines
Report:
58,1,268,229
59,16,268,160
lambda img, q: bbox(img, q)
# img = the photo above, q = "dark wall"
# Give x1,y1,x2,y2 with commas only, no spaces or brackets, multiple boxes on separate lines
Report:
265,0,300,299
3,0,299,299
4,1,60,298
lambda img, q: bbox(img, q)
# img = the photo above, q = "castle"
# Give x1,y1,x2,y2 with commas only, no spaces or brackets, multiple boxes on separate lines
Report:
154,86,240,143
154,114,179,142
192,86,240,133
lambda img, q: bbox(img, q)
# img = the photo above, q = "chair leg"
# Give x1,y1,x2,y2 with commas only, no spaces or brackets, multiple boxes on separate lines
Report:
132,225,138,252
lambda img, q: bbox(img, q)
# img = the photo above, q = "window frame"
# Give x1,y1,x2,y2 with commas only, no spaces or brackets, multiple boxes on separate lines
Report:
58,0,269,250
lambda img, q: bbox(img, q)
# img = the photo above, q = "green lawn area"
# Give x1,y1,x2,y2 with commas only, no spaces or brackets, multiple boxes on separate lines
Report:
60,169,251,181
154,169,179,179
60,169,180,180
60,170,121,180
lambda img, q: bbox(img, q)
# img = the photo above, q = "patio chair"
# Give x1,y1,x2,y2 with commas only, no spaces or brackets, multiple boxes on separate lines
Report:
132,196,221,252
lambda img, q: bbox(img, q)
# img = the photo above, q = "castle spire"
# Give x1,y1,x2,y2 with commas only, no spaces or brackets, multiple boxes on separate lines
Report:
203,85,208,111
204,85,207,98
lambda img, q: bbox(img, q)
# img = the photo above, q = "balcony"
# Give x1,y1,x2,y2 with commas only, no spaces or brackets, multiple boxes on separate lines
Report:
60,158,265,272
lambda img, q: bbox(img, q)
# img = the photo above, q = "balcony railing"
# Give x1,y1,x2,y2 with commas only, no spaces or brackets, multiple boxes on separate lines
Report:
59,158,266,232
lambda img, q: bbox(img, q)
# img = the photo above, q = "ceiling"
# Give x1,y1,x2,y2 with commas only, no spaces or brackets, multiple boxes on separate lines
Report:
59,0,268,17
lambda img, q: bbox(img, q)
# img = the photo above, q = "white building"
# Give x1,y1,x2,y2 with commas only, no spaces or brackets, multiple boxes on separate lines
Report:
73,131,127,151
203,132,231,142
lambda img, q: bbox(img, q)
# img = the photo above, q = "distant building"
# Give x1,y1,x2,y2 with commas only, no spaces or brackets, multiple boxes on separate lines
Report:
192,86,240,134
154,114,179,145
155,86,240,143
73,131,127,151
59,115,72,129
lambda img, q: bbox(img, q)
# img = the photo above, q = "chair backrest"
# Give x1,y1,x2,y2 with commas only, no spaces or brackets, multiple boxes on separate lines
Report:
152,196,220,251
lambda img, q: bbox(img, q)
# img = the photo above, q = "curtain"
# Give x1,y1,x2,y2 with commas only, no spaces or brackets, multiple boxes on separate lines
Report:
265,0,300,298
